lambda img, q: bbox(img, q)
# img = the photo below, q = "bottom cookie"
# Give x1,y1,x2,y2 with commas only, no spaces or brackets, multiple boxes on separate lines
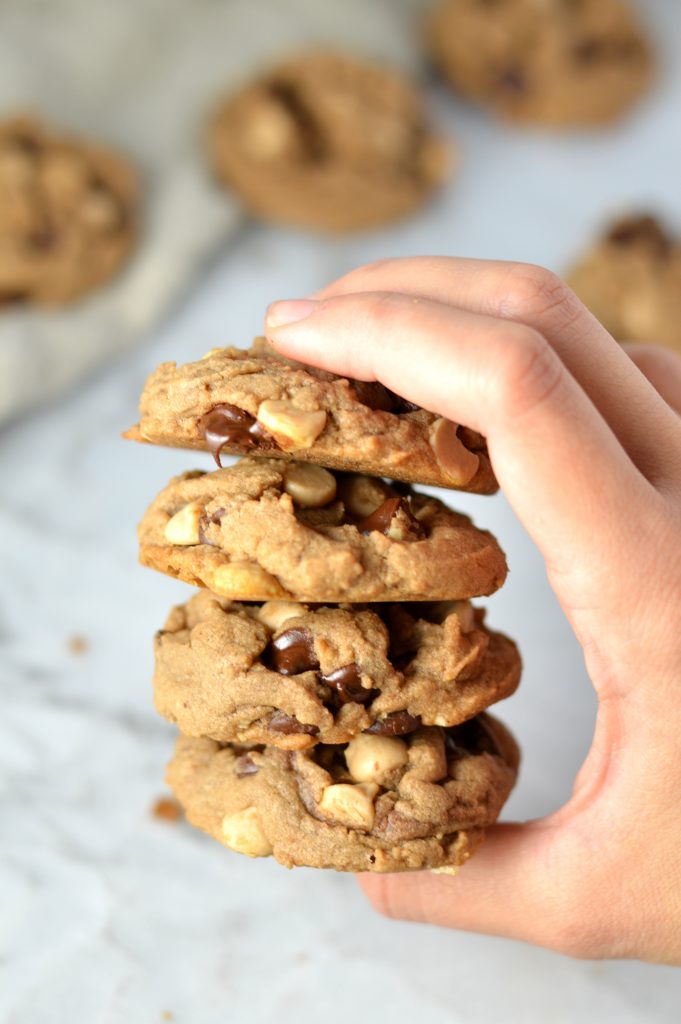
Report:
167,713,519,873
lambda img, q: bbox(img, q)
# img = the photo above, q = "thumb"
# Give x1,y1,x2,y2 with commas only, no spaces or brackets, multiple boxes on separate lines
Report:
357,819,596,956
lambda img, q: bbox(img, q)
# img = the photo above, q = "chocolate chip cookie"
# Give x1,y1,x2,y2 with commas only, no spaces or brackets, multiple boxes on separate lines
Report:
567,214,681,355
208,50,449,232
154,590,521,749
0,116,137,306
138,459,507,603
427,0,653,127
125,339,496,493
167,713,519,872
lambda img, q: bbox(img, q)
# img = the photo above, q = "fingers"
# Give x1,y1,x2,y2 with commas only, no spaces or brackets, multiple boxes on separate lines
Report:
266,291,655,601
310,258,681,486
622,343,681,415
356,822,606,958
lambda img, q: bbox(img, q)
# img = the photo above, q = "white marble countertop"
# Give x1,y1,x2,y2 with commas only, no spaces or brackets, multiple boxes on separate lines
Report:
2,3,681,1020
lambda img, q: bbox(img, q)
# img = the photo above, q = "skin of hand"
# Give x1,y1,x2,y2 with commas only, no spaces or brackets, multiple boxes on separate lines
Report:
264,258,681,964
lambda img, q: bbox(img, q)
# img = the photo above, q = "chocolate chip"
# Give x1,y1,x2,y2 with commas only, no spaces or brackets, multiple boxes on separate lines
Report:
267,81,326,161
29,225,56,251
356,496,424,540
494,67,527,96
366,711,421,737
446,717,499,758
573,36,642,64
234,753,260,777
321,663,374,704
606,216,671,257
197,506,226,545
351,380,420,414
199,403,280,467
268,627,319,675
269,710,319,736
0,290,29,307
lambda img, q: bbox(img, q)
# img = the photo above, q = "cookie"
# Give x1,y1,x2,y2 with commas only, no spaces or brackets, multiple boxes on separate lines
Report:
0,116,137,306
154,590,521,749
167,713,519,872
138,459,507,603
208,50,449,232
567,214,681,356
427,0,653,127
125,339,496,493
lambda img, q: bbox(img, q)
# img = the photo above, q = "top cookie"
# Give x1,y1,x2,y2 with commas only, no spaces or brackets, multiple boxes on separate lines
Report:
208,50,449,232
0,116,137,306
567,214,681,356
125,339,496,493
427,0,653,127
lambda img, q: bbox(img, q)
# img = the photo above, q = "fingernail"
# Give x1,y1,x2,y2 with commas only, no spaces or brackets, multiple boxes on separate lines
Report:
266,299,318,329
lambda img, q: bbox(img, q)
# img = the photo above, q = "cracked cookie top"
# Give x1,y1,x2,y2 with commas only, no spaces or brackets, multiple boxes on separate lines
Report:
427,0,653,127
125,338,496,492
208,50,449,232
0,115,137,306
167,712,520,872
138,458,507,602
154,589,521,748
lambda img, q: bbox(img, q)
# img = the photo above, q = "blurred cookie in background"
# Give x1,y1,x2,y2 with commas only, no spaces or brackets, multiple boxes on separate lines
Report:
208,51,450,232
567,214,681,356
427,0,653,127
0,116,138,307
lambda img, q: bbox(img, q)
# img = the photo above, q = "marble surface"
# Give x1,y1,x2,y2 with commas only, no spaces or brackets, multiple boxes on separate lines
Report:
2,2,681,1020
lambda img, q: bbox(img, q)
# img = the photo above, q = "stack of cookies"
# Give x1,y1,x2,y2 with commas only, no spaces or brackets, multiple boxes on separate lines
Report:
128,340,521,873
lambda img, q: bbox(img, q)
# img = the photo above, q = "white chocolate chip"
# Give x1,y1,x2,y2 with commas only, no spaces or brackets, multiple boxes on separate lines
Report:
345,734,408,784
283,462,337,508
256,600,305,632
430,865,459,876
212,562,288,599
429,418,480,485
256,400,327,450
201,347,224,360
221,807,273,857
338,474,392,519
319,782,379,831
164,501,203,545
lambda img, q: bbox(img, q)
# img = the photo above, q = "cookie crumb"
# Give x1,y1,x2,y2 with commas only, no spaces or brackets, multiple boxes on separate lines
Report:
151,796,181,823
67,634,89,655
161,1013,174,1022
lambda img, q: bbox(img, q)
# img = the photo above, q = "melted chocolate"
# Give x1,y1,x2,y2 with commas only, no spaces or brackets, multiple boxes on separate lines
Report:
321,663,374,704
199,403,279,467
197,506,226,545
268,627,319,675
366,711,421,737
269,710,319,736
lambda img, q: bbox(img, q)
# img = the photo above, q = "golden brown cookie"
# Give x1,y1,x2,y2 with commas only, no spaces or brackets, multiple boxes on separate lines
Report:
208,50,449,232
427,0,653,127
125,339,496,493
567,214,681,355
138,459,507,602
0,115,137,306
167,713,519,872
153,590,521,748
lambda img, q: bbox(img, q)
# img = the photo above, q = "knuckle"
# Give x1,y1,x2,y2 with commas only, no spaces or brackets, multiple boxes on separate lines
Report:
499,264,581,329
487,325,565,420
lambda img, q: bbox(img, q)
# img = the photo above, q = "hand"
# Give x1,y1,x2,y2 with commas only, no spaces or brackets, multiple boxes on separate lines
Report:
265,258,681,964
